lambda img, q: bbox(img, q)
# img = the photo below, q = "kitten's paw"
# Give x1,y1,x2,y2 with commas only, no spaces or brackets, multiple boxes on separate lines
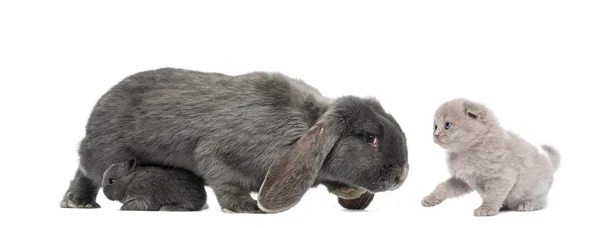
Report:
421,195,443,207
516,201,543,212
473,206,499,216
60,192,100,209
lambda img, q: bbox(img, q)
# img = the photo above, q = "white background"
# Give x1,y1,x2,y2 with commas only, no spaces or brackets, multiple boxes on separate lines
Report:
1,0,598,227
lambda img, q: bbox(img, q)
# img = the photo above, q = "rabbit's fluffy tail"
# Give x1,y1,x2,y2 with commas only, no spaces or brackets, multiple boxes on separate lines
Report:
541,144,561,172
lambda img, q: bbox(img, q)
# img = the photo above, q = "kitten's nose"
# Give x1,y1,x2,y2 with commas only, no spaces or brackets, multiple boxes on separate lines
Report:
433,132,441,137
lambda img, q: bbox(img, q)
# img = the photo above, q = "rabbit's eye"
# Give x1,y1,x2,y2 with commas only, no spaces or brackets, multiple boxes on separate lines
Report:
363,134,378,147
445,122,452,130
108,178,115,185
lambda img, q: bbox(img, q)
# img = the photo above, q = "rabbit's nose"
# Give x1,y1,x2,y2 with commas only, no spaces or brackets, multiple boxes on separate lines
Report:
399,163,409,181
392,163,410,188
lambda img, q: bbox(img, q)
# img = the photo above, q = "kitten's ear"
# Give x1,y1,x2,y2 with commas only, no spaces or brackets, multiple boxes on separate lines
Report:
463,100,483,120
464,108,479,119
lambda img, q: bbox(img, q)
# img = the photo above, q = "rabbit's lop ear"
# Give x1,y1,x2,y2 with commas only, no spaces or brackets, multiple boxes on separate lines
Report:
257,113,344,213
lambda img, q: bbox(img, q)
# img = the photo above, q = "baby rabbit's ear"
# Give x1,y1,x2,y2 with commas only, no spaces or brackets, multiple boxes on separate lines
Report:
125,158,137,172
257,113,344,213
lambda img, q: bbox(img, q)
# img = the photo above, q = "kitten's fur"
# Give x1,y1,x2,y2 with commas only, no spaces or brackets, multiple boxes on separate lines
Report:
422,98,560,216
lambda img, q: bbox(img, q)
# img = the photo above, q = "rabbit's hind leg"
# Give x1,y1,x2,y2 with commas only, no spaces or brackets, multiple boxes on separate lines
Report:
60,169,101,209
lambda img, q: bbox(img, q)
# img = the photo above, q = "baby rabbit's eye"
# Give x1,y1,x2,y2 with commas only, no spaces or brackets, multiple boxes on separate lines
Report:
363,134,378,147
444,122,452,130
108,178,115,185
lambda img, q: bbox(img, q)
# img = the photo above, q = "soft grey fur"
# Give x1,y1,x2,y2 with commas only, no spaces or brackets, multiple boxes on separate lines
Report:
422,98,560,216
60,67,409,213
102,159,207,211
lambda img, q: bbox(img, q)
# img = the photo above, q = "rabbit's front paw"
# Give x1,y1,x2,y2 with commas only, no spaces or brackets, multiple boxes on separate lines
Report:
328,186,366,200
221,198,263,213
473,206,499,216
222,203,262,213
60,191,100,209
338,192,374,210
421,195,443,207
216,186,264,213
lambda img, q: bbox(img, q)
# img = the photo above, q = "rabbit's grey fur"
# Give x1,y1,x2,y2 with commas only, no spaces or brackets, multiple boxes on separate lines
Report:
102,159,207,211
60,67,409,213
422,98,560,216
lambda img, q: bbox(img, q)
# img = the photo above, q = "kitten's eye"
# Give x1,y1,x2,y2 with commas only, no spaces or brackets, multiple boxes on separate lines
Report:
108,179,115,185
445,122,452,130
363,134,378,147
434,125,438,131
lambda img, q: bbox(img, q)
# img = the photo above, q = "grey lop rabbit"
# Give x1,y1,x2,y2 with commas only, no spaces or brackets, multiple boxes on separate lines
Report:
60,67,409,213
102,158,207,211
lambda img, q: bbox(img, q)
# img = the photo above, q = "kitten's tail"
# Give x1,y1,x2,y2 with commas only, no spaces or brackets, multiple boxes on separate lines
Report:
541,144,561,172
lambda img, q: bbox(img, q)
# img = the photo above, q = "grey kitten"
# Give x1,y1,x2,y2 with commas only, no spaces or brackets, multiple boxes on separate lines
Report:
102,159,208,211
422,98,560,216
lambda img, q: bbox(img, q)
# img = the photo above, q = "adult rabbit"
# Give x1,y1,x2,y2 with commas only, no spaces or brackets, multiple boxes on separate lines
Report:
60,68,409,213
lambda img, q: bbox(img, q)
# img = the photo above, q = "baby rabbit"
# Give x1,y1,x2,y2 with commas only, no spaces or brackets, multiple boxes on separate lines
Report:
102,158,207,211
422,98,560,216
